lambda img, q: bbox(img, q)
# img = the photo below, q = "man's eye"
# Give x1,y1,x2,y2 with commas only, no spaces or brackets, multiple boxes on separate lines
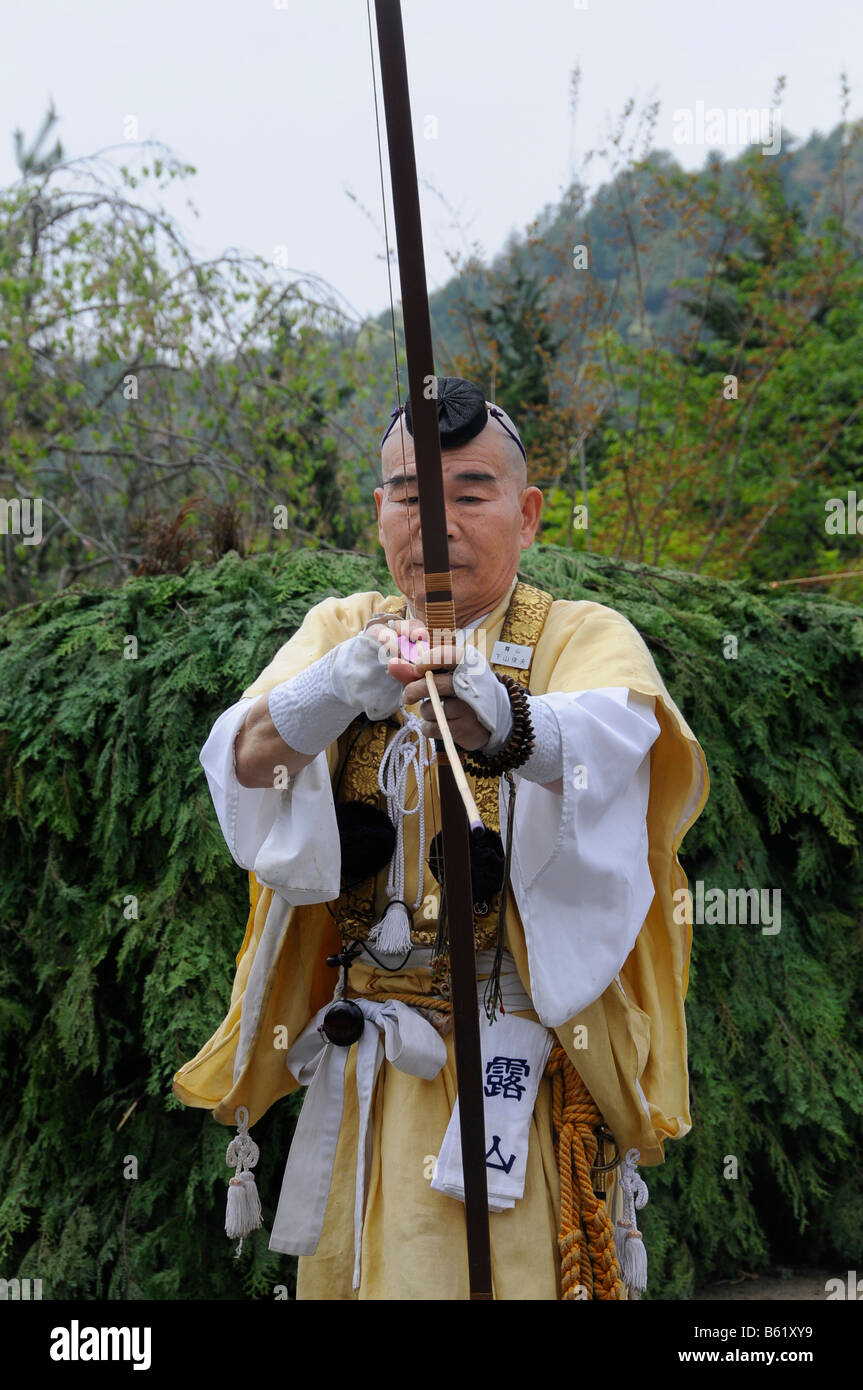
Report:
397,496,418,505
459,496,482,503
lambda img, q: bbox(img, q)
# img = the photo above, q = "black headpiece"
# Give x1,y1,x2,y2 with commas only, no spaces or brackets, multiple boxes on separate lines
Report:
380,376,526,462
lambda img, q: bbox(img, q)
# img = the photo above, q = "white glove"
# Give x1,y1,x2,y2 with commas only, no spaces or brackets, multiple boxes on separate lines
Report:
450,645,514,752
451,645,564,782
267,632,403,756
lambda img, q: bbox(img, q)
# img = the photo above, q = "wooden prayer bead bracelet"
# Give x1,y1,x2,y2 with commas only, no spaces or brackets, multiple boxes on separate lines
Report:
459,674,535,777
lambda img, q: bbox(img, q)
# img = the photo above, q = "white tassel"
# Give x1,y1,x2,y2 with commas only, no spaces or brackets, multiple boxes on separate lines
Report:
367,899,413,955
225,1106,263,1251
614,1146,649,1296
226,1170,262,1238
225,1176,249,1239
622,1225,648,1292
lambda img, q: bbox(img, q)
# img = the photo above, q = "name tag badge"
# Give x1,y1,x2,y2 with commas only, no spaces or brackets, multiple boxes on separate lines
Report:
491,640,533,670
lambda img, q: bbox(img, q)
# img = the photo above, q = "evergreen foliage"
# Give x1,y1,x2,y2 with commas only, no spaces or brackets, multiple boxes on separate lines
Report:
0,544,861,1299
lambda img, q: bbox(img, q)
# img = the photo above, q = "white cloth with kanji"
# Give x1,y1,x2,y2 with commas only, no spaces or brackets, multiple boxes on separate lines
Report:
430,1009,554,1210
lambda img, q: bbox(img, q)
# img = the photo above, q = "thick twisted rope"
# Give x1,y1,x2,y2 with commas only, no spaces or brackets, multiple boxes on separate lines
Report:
546,1045,626,1300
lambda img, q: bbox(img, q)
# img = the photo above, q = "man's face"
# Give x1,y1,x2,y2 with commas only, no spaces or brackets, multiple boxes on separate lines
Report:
373,425,542,626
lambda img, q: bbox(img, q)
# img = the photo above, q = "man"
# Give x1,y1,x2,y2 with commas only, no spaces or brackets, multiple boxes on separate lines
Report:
173,377,708,1301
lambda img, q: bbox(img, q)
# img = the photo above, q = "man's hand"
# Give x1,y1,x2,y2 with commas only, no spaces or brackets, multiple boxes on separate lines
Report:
236,621,415,788
386,630,511,753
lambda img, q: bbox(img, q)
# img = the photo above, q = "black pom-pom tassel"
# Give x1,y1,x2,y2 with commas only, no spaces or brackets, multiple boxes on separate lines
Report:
335,801,396,886
428,826,505,907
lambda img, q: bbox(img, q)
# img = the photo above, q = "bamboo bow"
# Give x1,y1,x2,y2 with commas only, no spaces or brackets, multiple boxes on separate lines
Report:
370,0,493,1299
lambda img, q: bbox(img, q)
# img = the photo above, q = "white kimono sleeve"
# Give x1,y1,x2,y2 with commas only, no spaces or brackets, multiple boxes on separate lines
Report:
199,697,340,904
504,687,659,1028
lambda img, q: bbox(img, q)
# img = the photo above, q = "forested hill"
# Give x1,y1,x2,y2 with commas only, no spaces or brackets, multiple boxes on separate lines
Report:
412,123,863,355
3,117,862,614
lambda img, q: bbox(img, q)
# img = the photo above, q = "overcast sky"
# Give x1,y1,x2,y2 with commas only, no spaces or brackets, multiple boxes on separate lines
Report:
1,0,859,321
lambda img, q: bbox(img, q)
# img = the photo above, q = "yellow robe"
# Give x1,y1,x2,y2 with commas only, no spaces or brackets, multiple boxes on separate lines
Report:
173,582,709,1299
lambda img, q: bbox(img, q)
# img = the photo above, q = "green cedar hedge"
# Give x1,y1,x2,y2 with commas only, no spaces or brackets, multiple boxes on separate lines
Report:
0,544,861,1300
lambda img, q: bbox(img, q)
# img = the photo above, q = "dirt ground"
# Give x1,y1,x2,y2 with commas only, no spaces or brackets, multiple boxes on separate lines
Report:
694,1269,840,1300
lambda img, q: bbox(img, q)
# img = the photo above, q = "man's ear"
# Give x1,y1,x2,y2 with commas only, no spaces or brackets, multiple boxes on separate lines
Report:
374,486,385,543
519,486,543,546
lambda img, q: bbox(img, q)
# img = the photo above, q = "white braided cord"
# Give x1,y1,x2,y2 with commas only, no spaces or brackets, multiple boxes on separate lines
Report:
377,712,435,911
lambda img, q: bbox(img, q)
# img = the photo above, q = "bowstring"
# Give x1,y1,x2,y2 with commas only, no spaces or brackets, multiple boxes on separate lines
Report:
366,0,443,924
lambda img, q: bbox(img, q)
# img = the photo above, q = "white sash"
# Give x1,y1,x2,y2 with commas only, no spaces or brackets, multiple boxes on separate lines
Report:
268,997,446,1290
